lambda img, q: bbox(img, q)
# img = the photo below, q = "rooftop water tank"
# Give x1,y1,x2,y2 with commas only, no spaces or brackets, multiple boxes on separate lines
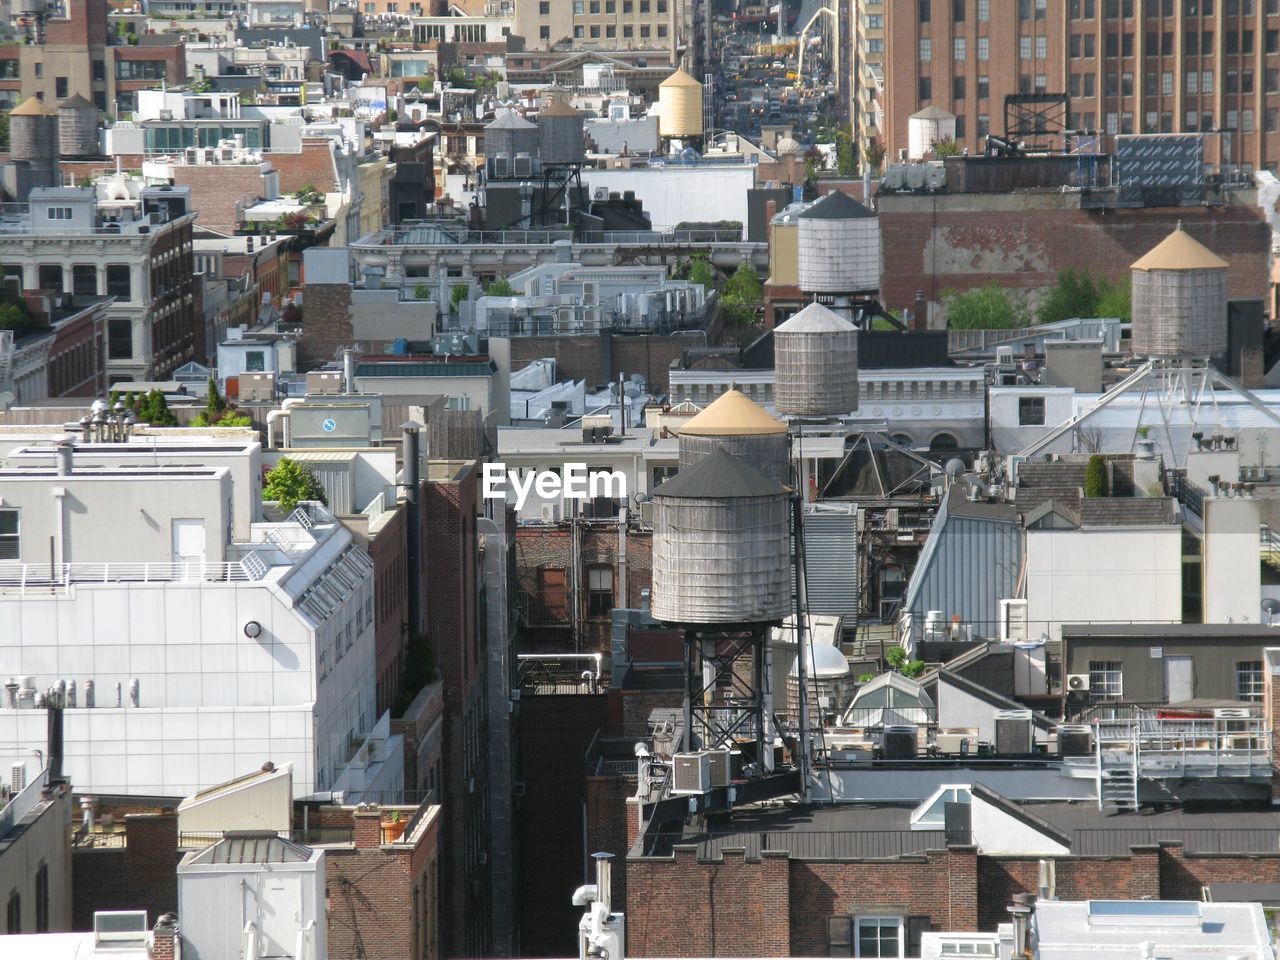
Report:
796,190,880,294
538,98,585,164
484,110,538,161
677,388,790,485
773,302,859,417
908,105,956,161
650,449,792,625
9,96,59,165
57,93,99,157
658,68,704,139
1130,223,1229,358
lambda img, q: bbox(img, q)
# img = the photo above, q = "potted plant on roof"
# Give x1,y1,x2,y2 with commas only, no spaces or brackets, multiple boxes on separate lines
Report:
381,809,407,843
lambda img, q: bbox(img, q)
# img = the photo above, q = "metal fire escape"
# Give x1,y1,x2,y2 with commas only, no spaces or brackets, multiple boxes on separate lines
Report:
1095,721,1140,813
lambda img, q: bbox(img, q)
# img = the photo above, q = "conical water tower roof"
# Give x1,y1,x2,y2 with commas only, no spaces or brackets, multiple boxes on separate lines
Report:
1131,223,1228,271
486,110,536,130
540,98,581,117
9,96,56,117
678,388,787,437
660,67,703,89
775,301,858,333
797,189,874,220
652,448,787,499
58,93,95,110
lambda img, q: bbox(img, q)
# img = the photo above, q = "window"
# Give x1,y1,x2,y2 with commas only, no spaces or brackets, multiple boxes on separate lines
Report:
977,74,989,98
1187,70,1199,94
1020,35,1033,58
539,0,549,12
55,76,68,99
1163,31,1173,56
919,0,931,20
1035,74,1048,93
46,206,73,220
1107,33,1119,57
539,25,550,38
919,76,932,100
857,917,903,958
1203,70,1213,93
977,0,989,18
1268,107,1278,132
589,24,599,36
1085,34,1095,56
1238,661,1264,701
1121,111,1133,133
978,36,990,60
1203,31,1214,55
977,113,990,136
573,0,584,11
106,264,131,300
1145,72,1157,96
953,0,965,18
1035,0,1047,16
115,60,168,80
1228,69,1239,93
954,75,966,98
1089,660,1123,700
1035,35,1047,58
954,114,966,138
1084,73,1096,95
587,565,613,616
1227,108,1239,129
1018,396,1045,425
108,316,133,360
954,36,967,60
920,37,932,60
34,63,42,78
1145,110,1158,131
0,509,17,560
1071,73,1082,97
72,264,96,296
1244,70,1255,93
589,0,599,10
35,864,48,933
1122,71,1133,95
1185,30,1199,55
1162,71,1173,95
1019,0,1031,16
1269,29,1279,54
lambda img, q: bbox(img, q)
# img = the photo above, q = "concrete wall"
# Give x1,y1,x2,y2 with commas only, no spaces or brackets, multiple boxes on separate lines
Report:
1203,495,1264,624
1026,526,1183,642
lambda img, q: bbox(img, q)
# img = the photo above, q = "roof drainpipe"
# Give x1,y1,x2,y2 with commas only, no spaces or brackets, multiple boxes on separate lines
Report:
617,507,627,611
402,421,424,639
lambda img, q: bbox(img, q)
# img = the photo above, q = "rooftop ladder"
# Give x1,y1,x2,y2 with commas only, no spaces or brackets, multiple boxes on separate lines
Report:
1095,721,1140,813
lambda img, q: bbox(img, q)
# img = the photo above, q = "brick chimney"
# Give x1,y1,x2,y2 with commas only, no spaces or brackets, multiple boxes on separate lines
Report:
151,914,178,960
1264,648,1280,803
353,809,384,849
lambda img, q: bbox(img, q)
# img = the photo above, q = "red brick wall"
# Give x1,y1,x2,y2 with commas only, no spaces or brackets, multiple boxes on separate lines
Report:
626,848,791,957
71,814,178,932
171,166,270,236
876,197,1270,315
1159,843,1280,900
271,140,340,195
585,775,636,916
619,689,683,739
299,282,353,370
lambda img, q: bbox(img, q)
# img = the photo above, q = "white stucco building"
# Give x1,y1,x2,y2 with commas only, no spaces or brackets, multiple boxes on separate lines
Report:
0,438,398,800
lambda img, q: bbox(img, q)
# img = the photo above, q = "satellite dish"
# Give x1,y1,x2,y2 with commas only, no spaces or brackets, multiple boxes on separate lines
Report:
944,458,965,479
632,491,651,506
1263,598,1280,625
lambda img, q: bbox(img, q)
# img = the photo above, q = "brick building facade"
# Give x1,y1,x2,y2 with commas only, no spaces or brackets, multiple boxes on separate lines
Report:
508,332,706,394
875,189,1270,315
881,0,1280,173
71,813,179,932
514,522,653,653
424,459,491,957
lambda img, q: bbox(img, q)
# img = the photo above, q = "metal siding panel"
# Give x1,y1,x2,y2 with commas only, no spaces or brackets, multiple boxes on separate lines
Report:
804,512,859,618
908,511,1021,636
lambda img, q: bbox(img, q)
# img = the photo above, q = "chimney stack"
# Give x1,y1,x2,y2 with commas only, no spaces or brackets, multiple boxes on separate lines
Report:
912,290,928,332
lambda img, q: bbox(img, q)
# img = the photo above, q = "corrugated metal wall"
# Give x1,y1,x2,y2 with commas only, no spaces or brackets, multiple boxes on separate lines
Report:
803,509,859,618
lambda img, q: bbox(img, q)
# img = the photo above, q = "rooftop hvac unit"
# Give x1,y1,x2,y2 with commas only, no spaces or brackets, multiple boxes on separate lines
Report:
513,153,532,177
994,709,1034,755
491,153,510,178
593,186,610,201
880,725,916,759
998,599,1029,644
582,282,597,305
1056,724,1093,757
1066,674,1090,693
10,761,25,793
671,751,711,794
706,748,731,788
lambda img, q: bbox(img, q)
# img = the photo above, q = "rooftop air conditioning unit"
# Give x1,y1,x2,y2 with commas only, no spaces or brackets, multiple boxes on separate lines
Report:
593,186,610,201
880,725,916,759
706,748,731,788
994,709,1034,755
998,598,1029,644
491,153,510,178
1066,674,1090,693
581,282,597,305
671,751,711,794
1056,724,1093,757
512,153,532,177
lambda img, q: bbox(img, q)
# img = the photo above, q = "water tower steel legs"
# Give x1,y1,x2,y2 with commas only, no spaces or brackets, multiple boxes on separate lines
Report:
681,627,770,768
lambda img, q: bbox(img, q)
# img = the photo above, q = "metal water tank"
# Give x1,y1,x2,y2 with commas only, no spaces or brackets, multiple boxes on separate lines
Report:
796,190,881,293
1130,223,1229,358
9,96,59,165
484,110,538,161
537,98,585,164
773,302,859,417
658,68,704,139
677,388,790,485
908,105,956,160
57,93,99,157
650,448,792,625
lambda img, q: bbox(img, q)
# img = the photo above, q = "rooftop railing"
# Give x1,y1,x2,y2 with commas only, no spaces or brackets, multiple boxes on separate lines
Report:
0,553,270,594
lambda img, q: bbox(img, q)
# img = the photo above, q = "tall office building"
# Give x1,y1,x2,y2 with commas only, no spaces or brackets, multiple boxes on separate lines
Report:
883,0,1280,171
